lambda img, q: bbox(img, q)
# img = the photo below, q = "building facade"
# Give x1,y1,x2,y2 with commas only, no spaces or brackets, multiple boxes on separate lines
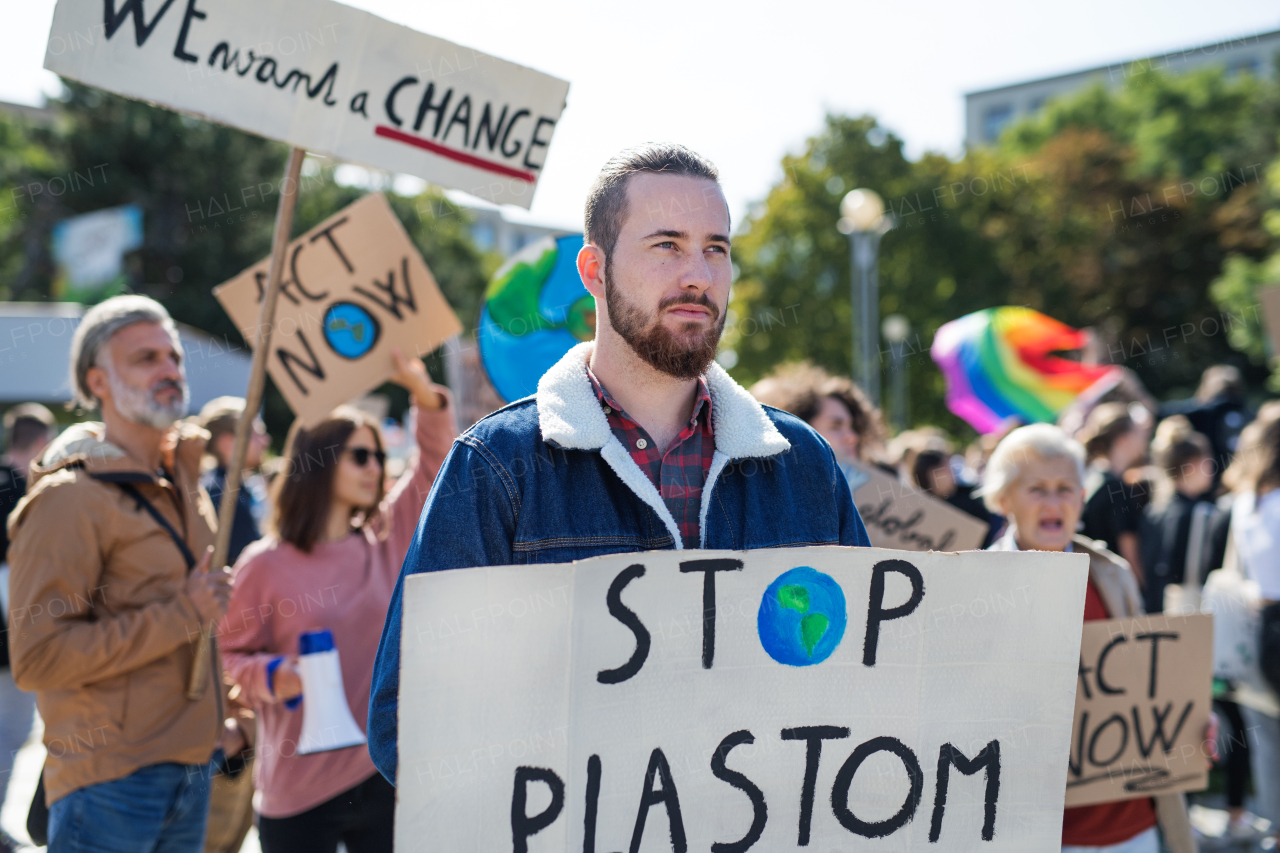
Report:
965,28,1280,147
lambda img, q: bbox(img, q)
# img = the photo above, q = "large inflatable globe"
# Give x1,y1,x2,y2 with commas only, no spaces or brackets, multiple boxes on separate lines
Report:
757,567,848,667
478,234,595,403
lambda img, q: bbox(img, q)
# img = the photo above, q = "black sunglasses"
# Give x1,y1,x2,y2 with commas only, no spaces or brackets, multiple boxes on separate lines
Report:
345,447,387,468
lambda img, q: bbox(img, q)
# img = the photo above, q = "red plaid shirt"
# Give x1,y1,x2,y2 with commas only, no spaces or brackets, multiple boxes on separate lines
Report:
586,366,715,549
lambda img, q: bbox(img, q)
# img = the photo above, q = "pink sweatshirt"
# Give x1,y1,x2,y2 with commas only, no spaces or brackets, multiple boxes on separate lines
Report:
219,398,457,818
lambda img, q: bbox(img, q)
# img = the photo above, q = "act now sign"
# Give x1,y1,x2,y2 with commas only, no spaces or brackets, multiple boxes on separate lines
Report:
45,0,569,207
398,547,1089,851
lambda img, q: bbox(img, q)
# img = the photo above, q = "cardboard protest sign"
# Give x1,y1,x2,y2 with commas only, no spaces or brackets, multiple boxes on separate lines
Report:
399,546,1089,851
213,193,460,426
846,462,989,551
1259,285,1280,356
1065,613,1213,807
45,0,569,208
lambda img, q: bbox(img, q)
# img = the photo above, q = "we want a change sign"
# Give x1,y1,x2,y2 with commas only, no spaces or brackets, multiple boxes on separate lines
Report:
213,193,460,425
399,547,1088,851
45,0,569,207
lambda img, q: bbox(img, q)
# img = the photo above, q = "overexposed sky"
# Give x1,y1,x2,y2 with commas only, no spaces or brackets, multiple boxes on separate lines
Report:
3,0,1277,229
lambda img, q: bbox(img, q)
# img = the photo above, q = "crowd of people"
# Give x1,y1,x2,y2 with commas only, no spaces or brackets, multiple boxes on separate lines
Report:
0,142,1275,853
752,357,1273,851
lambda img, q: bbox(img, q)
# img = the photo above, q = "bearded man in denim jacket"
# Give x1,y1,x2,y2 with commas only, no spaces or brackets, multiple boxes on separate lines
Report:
369,143,870,783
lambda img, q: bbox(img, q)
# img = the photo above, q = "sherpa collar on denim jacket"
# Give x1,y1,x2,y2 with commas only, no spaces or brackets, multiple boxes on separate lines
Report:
534,342,791,550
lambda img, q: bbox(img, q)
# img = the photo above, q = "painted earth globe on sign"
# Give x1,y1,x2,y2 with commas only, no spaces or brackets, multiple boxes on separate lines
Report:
478,234,595,403
757,567,848,667
323,301,381,359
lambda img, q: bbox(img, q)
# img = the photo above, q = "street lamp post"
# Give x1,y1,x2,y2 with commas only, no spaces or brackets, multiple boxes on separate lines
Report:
838,189,893,405
882,313,911,431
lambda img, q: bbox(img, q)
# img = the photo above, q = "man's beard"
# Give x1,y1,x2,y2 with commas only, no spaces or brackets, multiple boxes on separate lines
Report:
604,266,726,381
105,364,189,429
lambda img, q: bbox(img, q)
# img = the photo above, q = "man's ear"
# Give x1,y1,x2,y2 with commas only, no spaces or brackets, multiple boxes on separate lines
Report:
577,243,606,300
85,365,111,408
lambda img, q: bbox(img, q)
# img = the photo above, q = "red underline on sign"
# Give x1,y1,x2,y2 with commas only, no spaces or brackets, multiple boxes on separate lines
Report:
374,125,537,183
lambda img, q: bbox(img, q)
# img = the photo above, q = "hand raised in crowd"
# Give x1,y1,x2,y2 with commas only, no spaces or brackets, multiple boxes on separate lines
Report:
389,348,445,410
185,546,233,625
272,657,304,702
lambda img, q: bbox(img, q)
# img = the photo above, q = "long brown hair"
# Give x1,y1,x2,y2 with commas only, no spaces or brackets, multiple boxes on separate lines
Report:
269,406,387,552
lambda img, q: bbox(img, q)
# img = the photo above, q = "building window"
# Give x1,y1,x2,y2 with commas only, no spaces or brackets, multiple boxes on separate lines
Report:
982,104,1015,142
1028,96,1046,113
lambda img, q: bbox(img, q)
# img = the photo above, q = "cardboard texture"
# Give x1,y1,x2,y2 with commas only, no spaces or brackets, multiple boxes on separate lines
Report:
213,193,461,425
847,463,989,551
1259,285,1280,357
45,0,569,207
1064,613,1213,807
399,546,1089,851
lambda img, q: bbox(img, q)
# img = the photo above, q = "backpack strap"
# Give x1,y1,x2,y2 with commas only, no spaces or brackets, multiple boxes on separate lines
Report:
106,479,197,572
1184,502,1215,590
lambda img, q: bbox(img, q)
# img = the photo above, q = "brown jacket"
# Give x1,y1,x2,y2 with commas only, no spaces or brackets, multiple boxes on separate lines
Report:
6,421,222,804
990,532,1197,853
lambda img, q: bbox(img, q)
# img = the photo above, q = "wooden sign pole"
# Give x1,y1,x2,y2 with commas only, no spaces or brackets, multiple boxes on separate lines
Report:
187,146,306,700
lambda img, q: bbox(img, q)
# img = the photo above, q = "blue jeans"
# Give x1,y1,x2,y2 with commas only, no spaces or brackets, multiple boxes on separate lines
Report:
47,757,216,853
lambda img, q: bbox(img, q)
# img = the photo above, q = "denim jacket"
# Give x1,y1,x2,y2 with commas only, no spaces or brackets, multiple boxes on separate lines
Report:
369,343,869,783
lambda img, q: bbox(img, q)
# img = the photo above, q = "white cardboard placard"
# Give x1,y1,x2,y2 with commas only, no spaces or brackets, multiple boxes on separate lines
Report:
398,546,1088,851
45,0,569,208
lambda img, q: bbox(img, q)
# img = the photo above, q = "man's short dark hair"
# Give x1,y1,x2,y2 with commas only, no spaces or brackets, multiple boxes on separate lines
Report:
584,143,723,264
4,403,56,452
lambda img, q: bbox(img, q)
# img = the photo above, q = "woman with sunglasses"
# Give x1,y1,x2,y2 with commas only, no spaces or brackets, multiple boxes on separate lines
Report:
219,351,455,853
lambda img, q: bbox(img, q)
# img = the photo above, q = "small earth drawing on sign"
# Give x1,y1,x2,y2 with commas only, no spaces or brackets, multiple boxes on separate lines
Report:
757,566,848,666
323,302,381,359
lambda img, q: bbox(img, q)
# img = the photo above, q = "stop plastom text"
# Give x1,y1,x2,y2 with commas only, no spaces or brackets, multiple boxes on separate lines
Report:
511,730,1000,852
508,560,1001,850
98,0,557,181
592,558,925,682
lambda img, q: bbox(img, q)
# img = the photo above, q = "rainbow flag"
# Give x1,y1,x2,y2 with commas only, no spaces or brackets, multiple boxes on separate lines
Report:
930,307,1119,433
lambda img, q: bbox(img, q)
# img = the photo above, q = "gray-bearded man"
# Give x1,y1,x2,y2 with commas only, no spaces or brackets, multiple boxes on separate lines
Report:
8,295,233,853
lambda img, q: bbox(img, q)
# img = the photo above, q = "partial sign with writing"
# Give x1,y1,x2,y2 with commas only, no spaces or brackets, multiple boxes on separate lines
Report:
45,0,569,208
1065,613,1213,807
1259,285,1280,357
398,546,1089,851
213,193,460,426
846,462,989,552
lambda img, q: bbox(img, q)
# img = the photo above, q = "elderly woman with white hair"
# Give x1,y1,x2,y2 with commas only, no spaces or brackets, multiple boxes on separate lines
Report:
982,424,1195,853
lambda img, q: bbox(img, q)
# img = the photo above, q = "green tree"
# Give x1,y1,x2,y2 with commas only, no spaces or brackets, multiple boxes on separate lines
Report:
728,116,1011,434
1209,155,1280,389
992,66,1278,399
728,63,1279,438
0,82,489,437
